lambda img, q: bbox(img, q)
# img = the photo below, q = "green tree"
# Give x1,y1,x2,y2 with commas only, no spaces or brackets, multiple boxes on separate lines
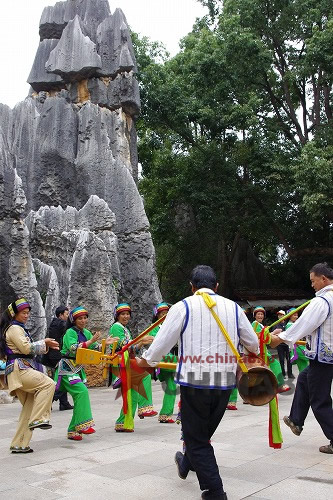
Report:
132,1,333,301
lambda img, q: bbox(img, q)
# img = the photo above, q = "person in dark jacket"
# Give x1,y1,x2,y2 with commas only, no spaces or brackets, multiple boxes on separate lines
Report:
46,306,73,411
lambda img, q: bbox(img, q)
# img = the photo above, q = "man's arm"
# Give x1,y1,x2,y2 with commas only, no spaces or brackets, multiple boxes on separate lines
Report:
277,297,329,346
139,301,186,367
237,307,260,354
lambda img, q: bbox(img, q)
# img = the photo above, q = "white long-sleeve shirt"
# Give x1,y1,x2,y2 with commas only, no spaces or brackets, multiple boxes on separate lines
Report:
279,284,333,364
142,288,259,389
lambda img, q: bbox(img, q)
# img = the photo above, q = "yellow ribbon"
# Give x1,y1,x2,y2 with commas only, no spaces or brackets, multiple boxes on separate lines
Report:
196,291,248,373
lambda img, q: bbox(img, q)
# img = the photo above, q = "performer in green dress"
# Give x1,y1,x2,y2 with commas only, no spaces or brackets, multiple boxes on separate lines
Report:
55,306,117,440
110,303,156,431
286,308,309,373
252,306,290,393
150,302,177,423
227,307,250,410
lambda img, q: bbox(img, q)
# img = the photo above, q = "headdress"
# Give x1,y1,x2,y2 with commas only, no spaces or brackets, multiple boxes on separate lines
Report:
277,310,286,316
7,298,31,318
153,302,170,318
113,303,131,320
253,305,265,317
287,307,296,315
69,306,88,323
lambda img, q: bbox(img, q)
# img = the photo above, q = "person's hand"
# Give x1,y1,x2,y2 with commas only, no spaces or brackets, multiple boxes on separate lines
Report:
90,331,101,344
105,336,119,346
45,338,59,350
136,357,151,369
270,331,283,348
139,336,155,346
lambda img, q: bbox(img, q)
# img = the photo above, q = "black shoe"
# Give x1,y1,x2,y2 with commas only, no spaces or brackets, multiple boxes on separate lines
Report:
288,374,295,379
174,451,189,480
60,402,74,411
201,489,227,499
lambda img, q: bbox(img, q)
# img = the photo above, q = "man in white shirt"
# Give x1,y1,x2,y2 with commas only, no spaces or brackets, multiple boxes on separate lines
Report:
271,262,333,454
138,265,259,500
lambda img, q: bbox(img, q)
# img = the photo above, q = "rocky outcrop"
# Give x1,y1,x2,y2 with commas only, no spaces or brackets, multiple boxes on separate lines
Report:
45,16,102,81
0,0,161,338
96,8,137,77
28,39,64,91
39,0,111,43
0,118,46,335
25,196,120,330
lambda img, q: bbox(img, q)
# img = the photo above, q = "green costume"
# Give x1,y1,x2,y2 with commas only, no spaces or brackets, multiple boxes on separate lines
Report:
252,321,285,387
286,321,309,373
150,325,177,421
228,387,238,404
55,327,98,438
109,322,154,429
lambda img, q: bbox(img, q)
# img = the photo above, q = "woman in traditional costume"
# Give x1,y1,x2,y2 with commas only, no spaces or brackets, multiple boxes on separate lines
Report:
0,298,58,453
286,308,309,373
252,306,290,393
110,303,157,431
55,306,117,440
149,302,177,423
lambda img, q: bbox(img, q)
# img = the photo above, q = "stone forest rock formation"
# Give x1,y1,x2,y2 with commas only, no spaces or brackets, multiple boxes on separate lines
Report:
0,0,161,338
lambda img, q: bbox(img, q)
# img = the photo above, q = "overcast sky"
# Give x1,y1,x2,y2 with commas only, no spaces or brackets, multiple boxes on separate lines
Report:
0,0,206,108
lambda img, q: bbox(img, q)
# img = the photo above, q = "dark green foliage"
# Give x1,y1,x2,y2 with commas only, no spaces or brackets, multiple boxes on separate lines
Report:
132,0,333,302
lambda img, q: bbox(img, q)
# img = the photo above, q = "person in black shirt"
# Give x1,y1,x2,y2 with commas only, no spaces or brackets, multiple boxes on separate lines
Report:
45,306,73,411
276,310,294,380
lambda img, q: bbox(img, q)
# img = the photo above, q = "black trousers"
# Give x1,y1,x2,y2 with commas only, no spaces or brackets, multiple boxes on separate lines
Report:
289,359,333,442
277,343,293,377
53,390,69,405
180,385,231,492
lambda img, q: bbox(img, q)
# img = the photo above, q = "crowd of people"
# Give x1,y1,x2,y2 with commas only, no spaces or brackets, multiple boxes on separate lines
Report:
0,262,332,500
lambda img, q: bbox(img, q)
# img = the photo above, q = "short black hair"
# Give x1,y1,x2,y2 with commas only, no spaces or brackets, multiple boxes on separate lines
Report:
310,262,333,280
55,305,69,318
190,265,217,290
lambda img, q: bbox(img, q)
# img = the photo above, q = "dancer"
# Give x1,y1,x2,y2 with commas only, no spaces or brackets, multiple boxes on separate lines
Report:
226,388,238,410
138,265,259,500
150,302,177,423
227,306,249,410
55,306,117,440
110,303,156,431
285,308,309,374
0,298,58,453
271,262,333,454
252,306,290,393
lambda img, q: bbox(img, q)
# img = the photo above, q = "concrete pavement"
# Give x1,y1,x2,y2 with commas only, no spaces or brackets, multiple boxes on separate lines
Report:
0,376,332,499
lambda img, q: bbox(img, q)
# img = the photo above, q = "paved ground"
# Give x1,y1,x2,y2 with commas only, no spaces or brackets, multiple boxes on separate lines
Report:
0,374,332,500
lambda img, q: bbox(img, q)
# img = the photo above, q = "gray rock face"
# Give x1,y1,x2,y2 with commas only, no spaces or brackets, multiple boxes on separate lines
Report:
0,0,161,336
0,118,46,336
39,2,67,40
28,39,64,91
96,8,137,77
46,16,102,81
26,196,120,330
40,0,111,42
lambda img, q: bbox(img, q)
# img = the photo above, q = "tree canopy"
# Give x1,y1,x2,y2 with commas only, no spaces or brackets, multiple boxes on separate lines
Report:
132,0,333,302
